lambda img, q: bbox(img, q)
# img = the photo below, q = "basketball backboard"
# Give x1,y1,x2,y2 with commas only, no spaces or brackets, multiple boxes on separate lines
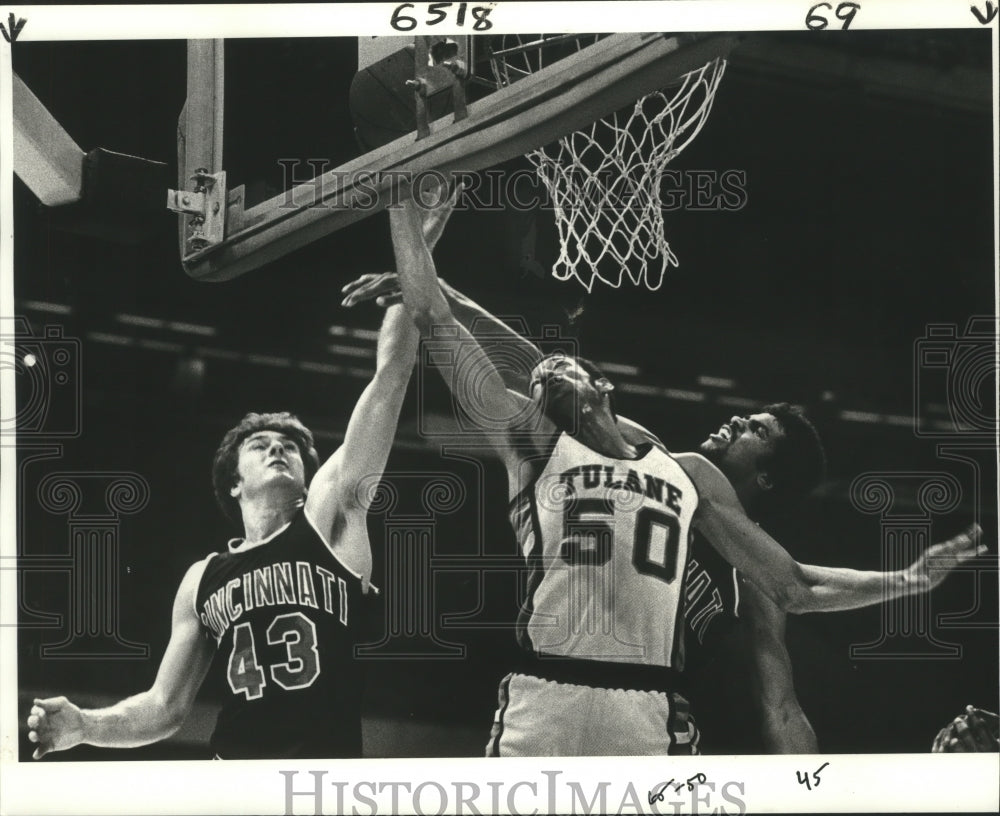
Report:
170,32,737,282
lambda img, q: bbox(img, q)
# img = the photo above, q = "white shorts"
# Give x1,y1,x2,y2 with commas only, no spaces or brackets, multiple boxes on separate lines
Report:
486,671,700,756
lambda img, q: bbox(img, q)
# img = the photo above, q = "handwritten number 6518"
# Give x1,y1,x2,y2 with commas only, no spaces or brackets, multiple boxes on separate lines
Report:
806,2,860,29
390,3,494,31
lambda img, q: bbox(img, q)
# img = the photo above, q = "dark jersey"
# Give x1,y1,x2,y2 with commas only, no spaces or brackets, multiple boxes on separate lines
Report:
679,530,741,674
194,507,372,759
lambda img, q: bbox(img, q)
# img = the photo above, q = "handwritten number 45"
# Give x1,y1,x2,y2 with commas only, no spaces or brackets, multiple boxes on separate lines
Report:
806,2,860,29
797,762,830,791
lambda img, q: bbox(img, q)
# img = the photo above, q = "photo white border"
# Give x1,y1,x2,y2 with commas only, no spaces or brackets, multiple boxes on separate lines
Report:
1,3,998,814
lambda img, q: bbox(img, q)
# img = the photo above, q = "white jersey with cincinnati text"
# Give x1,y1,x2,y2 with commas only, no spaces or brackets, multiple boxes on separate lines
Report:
511,433,699,668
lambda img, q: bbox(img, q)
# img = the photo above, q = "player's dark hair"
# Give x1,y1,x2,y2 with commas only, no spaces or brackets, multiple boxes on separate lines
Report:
758,402,827,502
540,352,617,419
212,412,320,525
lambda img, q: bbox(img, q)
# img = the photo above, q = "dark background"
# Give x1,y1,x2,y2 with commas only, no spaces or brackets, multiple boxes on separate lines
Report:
11,29,998,758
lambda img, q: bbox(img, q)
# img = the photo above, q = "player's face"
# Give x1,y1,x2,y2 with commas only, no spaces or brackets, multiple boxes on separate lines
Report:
700,412,785,478
528,354,606,418
232,430,307,502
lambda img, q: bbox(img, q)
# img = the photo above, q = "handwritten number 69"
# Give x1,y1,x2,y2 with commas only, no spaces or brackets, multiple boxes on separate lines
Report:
806,2,861,30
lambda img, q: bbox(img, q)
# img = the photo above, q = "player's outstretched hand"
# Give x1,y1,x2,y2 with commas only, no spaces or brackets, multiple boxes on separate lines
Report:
341,272,403,308
26,696,85,759
932,706,1000,752
905,524,986,591
342,273,463,309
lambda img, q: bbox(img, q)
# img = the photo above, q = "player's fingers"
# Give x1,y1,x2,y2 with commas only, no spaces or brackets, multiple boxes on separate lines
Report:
359,280,397,300
345,273,385,294
340,282,367,301
340,273,378,294
965,707,999,750
951,717,980,751
34,696,66,709
344,280,400,307
342,280,378,306
28,707,49,732
343,287,379,307
352,273,396,297
955,524,982,556
33,742,50,760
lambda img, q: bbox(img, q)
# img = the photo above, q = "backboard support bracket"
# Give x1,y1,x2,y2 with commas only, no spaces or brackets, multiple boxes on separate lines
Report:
409,36,470,139
167,170,227,254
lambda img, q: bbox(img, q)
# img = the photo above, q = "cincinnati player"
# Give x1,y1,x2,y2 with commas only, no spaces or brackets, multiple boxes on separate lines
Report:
25,191,460,761
376,189,982,757
688,408,824,753
26,311,412,759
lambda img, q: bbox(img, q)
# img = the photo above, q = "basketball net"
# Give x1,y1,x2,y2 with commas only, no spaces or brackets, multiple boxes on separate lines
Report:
491,37,726,292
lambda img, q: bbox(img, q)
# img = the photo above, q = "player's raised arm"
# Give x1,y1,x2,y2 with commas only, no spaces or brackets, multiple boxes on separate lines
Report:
344,272,544,388
342,271,665,450
389,192,523,461
26,560,214,758
793,527,983,607
314,177,460,516
680,452,984,614
741,578,818,753
305,302,418,580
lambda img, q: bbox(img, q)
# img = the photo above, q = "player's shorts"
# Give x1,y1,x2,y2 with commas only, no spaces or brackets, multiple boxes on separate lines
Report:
486,669,700,757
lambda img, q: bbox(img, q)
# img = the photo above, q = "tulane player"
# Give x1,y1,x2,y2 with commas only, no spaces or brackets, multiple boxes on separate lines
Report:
25,192,460,760
376,188,982,756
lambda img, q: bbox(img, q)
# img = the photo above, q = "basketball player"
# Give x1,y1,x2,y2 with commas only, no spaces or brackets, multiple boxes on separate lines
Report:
931,706,999,752
25,192,460,761
376,190,982,756
339,276,929,755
